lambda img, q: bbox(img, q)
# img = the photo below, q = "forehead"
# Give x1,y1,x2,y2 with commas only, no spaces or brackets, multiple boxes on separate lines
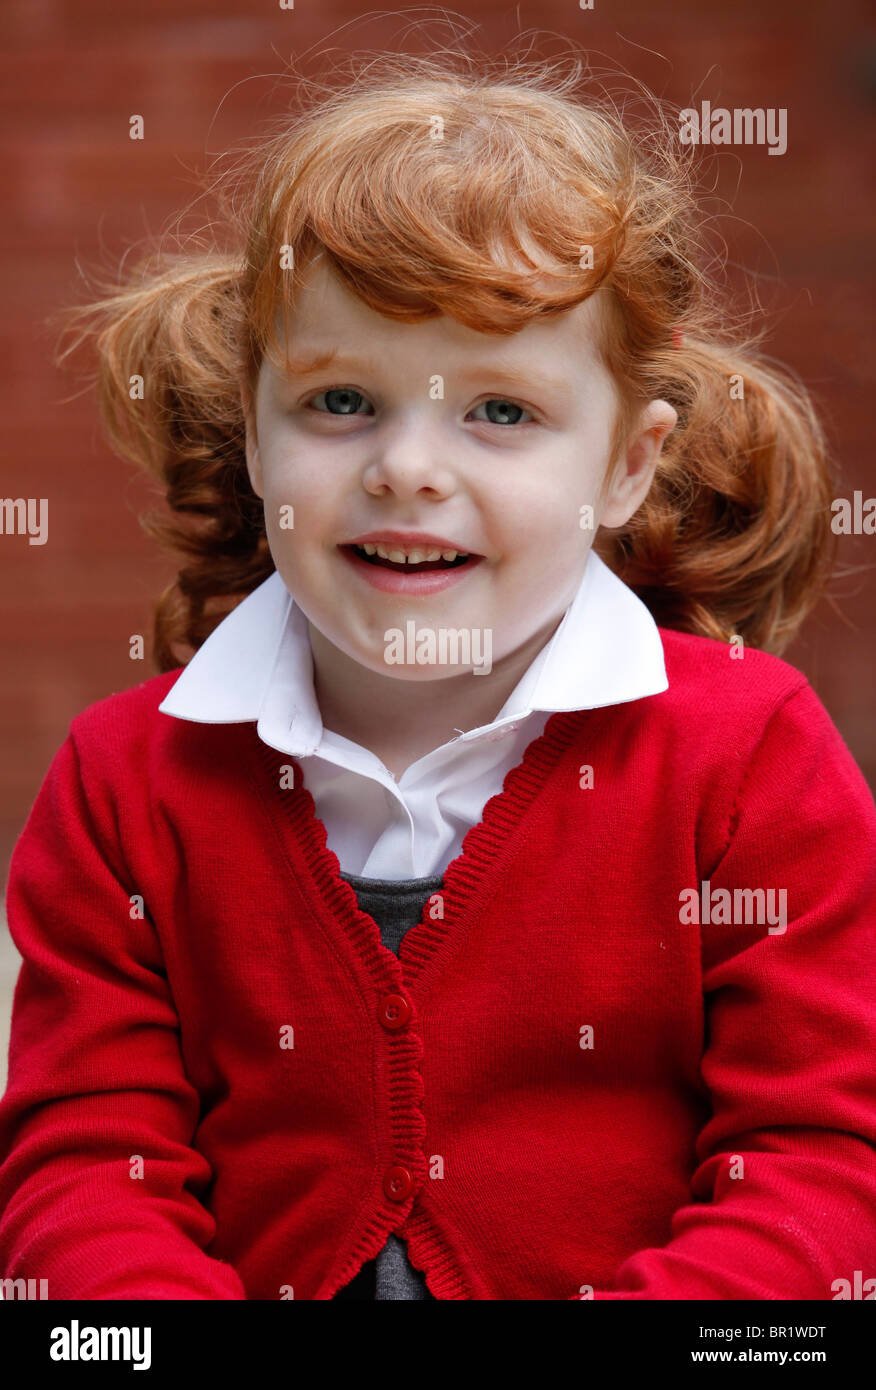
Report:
267,255,610,378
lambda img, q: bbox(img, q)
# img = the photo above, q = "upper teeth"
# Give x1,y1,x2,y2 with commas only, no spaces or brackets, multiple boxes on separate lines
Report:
356,543,469,563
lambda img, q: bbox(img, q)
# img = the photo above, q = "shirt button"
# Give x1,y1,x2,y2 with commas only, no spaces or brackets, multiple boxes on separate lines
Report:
383,1165,414,1202
378,993,412,1030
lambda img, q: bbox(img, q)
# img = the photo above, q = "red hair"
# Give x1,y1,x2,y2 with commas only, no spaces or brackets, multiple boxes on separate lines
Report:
53,45,836,670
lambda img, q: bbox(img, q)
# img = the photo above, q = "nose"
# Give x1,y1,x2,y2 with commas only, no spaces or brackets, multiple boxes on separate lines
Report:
362,412,456,499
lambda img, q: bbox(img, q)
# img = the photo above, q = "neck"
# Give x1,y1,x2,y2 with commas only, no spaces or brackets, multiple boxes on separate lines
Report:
308,611,566,778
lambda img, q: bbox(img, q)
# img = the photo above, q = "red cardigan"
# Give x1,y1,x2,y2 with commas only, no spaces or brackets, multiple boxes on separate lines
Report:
1,629,875,1300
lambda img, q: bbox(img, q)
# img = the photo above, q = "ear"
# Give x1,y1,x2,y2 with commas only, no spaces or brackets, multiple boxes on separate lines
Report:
241,390,263,500
598,400,678,530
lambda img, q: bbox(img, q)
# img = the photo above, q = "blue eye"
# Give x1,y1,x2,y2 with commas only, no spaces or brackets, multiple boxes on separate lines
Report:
306,389,532,424
470,399,531,426
311,388,373,415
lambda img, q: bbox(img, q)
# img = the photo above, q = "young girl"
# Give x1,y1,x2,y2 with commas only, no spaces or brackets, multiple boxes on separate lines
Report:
1,51,874,1302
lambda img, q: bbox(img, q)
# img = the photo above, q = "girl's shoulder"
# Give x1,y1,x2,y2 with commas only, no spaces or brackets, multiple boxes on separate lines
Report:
16,670,202,867
651,625,851,768
657,625,809,716
69,667,187,750
60,667,216,813
651,628,874,855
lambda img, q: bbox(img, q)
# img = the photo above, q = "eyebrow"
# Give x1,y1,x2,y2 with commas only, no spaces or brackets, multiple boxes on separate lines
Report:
276,349,570,402
278,349,376,377
463,363,568,402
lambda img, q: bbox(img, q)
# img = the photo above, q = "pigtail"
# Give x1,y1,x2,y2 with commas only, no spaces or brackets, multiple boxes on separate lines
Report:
596,336,838,655
52,255,271,670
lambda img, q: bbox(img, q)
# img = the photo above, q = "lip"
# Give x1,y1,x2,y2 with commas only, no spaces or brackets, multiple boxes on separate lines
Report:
338,544,485,594
344,530,481,555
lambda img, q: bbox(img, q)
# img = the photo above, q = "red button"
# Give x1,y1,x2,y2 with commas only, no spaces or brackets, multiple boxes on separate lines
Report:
383,1165,414,1203
378,993,412,1030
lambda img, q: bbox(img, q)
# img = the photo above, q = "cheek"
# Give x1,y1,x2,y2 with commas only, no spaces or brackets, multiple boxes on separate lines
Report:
504,478,588,552
544,448,608,537
260,452,335,535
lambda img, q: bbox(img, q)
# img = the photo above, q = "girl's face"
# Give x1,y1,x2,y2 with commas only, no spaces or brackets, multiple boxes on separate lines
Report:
244,256,676,681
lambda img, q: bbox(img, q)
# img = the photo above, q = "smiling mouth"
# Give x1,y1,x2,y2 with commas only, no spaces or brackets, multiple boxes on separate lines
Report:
340,544,477,573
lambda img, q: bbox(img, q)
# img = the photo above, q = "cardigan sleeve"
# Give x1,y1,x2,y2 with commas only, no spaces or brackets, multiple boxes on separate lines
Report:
0,728,248,1300
574,679,876,1300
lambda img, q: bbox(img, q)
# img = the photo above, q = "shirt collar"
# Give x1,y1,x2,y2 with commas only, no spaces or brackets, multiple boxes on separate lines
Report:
158,549,668,754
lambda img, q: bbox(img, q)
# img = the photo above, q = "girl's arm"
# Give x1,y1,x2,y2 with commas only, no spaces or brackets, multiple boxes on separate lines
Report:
573,681,876,1300
0,730,247,1300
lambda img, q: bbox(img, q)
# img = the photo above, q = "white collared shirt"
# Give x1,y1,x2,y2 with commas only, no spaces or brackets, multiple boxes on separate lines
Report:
158,550,668,879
